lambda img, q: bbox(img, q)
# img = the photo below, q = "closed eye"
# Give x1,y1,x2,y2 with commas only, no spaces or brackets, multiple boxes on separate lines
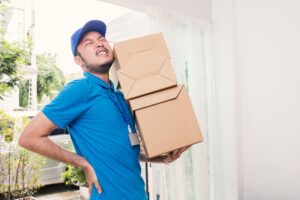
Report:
82,38,94,46
98,36,106,42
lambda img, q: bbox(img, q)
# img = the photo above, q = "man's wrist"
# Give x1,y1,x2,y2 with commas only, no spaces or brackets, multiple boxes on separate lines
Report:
77,156,90,170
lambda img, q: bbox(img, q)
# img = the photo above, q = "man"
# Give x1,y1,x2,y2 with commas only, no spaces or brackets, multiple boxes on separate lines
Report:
19,19,188,199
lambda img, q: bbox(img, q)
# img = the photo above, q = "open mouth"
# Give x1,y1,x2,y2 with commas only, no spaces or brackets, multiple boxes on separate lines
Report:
96,49,109,56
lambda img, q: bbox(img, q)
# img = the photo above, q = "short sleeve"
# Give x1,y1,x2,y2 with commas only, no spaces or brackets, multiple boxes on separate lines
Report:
42,79,89,128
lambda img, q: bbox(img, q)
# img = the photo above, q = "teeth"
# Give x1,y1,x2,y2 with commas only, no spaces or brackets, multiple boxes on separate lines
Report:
97,50,107,56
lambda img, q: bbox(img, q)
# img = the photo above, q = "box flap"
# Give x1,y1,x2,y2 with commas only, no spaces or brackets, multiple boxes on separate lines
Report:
120,50,167,79
117,58,177,99
113,33,170,68
129,85,184,111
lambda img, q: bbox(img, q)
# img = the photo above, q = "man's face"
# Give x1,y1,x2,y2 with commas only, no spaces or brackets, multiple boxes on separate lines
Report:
75,31,114,74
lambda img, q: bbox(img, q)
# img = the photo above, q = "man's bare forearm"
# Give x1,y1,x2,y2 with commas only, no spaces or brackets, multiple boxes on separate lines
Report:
18,112,89,170
22,136,89,169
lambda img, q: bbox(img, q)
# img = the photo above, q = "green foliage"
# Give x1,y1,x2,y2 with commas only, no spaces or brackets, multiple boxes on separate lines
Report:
0,110,44,199
36,53,65,102
0,0,9,15
19,79,29,108
0,1,64,105
0,110,15,143
0,148,44,199
18,53,65,107
0,39,30,100
62,164,86,186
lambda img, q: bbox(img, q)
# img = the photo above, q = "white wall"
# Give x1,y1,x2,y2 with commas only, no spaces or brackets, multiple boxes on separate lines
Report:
213,0,300,199
236,0,300,199
210,0,239,198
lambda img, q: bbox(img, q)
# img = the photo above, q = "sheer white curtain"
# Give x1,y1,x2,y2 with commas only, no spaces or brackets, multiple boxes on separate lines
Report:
144,13,212,200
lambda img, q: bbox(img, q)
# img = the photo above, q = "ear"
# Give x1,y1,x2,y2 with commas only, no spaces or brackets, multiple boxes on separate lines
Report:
74,55,83,66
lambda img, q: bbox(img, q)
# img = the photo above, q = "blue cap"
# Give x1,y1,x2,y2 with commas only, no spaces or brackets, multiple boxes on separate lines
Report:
71,20,106,56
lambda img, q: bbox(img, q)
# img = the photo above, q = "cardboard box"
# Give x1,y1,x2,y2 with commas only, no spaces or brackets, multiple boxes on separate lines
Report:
129,85,203,158
113,33,177,100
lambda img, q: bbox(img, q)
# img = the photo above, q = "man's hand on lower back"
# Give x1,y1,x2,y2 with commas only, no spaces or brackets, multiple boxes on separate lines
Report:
82,161,102,194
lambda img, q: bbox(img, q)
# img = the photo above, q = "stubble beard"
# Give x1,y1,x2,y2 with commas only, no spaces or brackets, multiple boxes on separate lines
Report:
81,56,114,74
86,59,114,74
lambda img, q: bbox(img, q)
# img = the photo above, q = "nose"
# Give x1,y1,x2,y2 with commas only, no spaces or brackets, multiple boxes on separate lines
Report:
96,40,104,48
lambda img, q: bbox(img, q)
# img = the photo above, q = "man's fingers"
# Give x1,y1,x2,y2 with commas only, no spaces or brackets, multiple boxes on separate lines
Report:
179,146,190,155
172,149,181,157
88,181,103,194
174,146,190,156
82,163,102,195
170,146,190,158
94,180,103,194
89,184,92,195
162,146,192,164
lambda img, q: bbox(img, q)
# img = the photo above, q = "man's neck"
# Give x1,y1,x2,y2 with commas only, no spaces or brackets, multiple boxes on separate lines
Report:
97,73,110,85
90,71,110,85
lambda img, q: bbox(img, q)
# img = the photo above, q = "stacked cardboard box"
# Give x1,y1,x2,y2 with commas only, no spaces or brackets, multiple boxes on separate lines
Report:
113,33,203,158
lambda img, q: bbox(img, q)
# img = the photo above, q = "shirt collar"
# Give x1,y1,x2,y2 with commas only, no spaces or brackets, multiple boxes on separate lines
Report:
84,71,115,91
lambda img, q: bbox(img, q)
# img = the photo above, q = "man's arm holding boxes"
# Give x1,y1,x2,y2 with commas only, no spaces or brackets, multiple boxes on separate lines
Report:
139,144,190,164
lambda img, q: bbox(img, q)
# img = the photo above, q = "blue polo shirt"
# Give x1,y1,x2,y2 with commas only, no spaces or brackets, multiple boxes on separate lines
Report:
42,71,147,200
